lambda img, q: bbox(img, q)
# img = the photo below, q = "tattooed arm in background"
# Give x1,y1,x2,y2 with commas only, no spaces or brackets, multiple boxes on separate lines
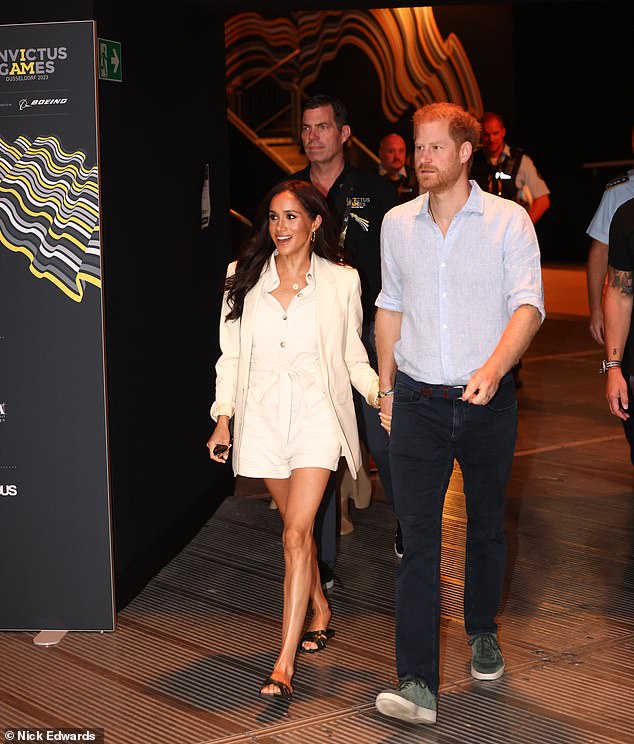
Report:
604,265,633,419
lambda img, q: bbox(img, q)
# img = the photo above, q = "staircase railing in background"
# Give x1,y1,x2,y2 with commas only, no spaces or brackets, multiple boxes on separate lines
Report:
227,108,295,173
229,208,252,228
227,47,302,143
229,208,253,257
227,45,380,172
350,135,380,167
582,159,634,177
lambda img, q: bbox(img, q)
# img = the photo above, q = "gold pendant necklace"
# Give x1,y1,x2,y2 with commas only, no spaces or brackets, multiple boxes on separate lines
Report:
292,282,299,291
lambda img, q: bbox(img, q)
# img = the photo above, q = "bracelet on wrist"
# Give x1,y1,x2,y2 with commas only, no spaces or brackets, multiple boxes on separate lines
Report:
600,359,622,374
377,388,394,399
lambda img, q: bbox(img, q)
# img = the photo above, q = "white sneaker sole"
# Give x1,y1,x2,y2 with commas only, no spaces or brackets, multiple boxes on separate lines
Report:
375,692,437,724
471,662,505,680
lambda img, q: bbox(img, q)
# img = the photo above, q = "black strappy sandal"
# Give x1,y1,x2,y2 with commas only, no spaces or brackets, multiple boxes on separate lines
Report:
259,675,293,699
298,628,335,653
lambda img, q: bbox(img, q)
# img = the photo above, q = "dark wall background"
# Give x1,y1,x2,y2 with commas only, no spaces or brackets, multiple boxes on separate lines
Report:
94,1,235,608
513,1,634,262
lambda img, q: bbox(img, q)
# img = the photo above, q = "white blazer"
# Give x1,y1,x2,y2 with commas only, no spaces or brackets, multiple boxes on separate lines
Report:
211,254,379,478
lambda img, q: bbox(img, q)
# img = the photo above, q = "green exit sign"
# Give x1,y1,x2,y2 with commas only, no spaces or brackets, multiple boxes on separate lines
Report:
98,38,122,82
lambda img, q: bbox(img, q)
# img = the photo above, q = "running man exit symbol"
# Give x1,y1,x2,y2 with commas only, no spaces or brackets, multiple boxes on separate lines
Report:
98,38,122,82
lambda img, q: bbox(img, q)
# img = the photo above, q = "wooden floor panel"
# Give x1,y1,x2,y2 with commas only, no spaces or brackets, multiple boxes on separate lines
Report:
3,313,634,743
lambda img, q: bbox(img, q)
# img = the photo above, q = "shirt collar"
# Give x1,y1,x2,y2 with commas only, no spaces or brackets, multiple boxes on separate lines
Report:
464,180,486,213
306,252,316,285
416,181,485,220
261,254,279,293
261,252,316,293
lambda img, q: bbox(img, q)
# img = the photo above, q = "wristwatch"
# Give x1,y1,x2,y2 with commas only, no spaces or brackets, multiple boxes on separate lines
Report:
374,388,394,408
599,359,622,374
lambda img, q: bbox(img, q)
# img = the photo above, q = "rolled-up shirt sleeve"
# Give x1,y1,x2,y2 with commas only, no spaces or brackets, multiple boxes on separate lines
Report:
375,214,403,312
503,206,546,322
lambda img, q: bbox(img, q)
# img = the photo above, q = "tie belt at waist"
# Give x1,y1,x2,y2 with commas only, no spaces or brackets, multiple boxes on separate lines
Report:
250,359,322,443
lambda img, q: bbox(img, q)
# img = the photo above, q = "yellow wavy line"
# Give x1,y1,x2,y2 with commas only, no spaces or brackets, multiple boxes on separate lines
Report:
0,230,101,302
14,159,100,195
0,185,96,248
4,167,99,219
22,142,95,180
0,134,95,180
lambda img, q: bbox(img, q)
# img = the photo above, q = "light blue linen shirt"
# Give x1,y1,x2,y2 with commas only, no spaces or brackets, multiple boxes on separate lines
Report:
376,180,545,386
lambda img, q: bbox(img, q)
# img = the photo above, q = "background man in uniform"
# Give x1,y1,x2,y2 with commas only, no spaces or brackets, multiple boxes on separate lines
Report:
471,111,551,225
378,132,419,203
374,102,544,725
290,94,402,582
586,126,634,345
602,196,634,464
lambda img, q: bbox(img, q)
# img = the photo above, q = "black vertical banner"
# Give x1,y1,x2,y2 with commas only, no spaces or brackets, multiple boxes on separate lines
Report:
0,21,114,630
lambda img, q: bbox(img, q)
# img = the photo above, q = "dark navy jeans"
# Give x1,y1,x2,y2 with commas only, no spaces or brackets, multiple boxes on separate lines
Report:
390,372,517,694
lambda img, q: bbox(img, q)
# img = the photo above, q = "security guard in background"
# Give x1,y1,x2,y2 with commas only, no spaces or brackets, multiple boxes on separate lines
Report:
471,111,550,226
472,111,550,388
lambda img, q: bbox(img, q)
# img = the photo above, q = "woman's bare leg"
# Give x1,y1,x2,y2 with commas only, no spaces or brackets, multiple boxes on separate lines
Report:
261,467,331,695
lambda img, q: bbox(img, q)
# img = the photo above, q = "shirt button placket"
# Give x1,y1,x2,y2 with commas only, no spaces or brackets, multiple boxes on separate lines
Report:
280,309,288,350
439,258,451,380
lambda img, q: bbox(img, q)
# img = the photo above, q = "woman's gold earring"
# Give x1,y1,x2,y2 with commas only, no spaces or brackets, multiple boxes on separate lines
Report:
311,230,316,243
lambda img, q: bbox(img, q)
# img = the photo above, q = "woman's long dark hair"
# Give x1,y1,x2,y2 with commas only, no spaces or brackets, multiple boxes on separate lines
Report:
224,180,346,321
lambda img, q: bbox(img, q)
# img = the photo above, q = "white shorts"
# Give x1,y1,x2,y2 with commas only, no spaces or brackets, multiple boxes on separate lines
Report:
237,385,341,479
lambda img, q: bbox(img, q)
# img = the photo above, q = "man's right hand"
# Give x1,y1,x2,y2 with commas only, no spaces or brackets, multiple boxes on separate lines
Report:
606,368,630,420
589,308,605,345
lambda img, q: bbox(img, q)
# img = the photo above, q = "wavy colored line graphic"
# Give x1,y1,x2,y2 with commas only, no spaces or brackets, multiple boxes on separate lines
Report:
225,8,482,121
0,134,100,302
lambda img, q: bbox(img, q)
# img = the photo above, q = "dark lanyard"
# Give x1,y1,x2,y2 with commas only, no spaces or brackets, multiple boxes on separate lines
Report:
337,176,356,250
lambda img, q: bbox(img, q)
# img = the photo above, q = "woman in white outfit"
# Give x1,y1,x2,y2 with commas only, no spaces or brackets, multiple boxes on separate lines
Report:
207,180,379,699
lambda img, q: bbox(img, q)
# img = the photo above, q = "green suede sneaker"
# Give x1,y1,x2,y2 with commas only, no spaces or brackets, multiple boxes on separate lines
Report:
375,677,437,724
469,632,505,680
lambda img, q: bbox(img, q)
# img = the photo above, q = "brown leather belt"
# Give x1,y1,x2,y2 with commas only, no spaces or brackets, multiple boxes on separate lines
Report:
419,384,466,400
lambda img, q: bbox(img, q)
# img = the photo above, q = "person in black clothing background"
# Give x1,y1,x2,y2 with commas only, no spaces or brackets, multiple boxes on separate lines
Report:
290,94,403,577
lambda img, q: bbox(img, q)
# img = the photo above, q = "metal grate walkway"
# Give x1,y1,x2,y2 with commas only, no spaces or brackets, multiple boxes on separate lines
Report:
1,315,633,743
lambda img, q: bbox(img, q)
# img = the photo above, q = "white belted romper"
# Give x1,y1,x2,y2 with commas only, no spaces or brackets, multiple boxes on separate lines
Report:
237,256,342,478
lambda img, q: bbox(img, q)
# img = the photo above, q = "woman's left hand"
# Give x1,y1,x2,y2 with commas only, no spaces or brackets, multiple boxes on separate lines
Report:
378,410,392,435
207,419,232,463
